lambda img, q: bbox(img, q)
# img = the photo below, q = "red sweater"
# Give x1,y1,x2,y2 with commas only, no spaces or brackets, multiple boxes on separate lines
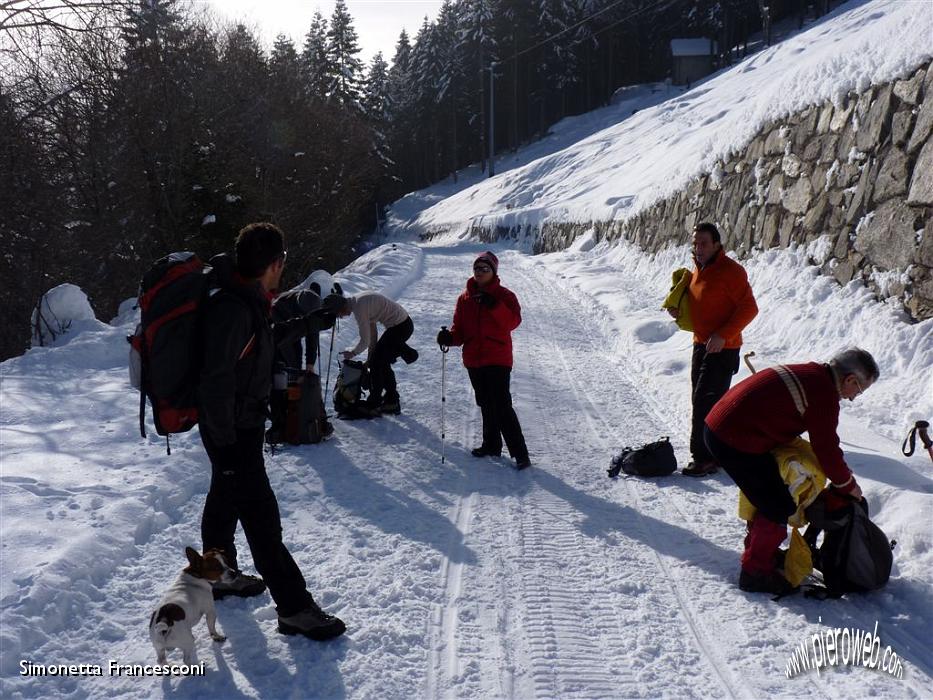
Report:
688,249,758,349
705,362,852,485
449,277,521,368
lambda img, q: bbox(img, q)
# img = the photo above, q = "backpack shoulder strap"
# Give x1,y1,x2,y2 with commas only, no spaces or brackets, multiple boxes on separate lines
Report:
774,365,808,418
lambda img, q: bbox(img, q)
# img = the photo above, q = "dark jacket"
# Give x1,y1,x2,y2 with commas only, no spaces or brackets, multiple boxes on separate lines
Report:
271,288,334,370
449,277,521,368
197,255,274,447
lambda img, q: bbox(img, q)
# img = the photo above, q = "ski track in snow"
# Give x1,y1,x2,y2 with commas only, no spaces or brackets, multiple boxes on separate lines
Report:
3,246,932,699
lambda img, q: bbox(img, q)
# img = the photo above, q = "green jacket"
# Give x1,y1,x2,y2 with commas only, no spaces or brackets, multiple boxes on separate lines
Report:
662,267,693,332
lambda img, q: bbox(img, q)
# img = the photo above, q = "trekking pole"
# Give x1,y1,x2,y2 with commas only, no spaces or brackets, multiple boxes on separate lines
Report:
440,326,449,464
325,323,336,395
743,351,757,374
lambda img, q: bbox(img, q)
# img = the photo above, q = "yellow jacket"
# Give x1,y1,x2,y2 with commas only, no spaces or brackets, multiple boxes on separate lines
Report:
661,268,693,332
738,438,827,586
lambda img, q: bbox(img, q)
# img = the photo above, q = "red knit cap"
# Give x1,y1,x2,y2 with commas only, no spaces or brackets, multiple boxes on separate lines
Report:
474,251,499,275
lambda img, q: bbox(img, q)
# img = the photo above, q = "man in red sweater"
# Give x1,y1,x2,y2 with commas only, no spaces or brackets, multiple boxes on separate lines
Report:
704,348,879,594
667,222,758,477
436,252,530,469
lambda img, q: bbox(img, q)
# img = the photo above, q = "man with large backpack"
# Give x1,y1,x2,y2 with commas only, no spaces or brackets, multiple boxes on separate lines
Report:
197,222,346,640
703,348,880,595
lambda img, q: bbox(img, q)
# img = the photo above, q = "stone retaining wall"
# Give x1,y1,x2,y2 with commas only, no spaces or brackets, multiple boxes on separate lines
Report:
452,61,933,320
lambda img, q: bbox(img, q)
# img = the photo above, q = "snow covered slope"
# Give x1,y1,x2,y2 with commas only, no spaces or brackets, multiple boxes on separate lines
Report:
388,0,933,235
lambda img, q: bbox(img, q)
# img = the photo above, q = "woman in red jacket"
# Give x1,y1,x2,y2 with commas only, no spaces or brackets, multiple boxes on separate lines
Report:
437,252,530,469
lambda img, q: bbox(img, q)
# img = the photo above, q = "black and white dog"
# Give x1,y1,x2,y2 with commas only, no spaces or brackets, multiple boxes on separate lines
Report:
149,547,232,664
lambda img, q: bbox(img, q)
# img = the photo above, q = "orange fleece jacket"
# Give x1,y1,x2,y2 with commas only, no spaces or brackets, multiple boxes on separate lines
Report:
688,249,758,349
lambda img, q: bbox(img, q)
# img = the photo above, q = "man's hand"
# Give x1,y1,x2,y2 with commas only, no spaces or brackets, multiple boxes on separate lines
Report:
706,333,725,353
831,476,863,501
340,351,354,361
666,307,680,319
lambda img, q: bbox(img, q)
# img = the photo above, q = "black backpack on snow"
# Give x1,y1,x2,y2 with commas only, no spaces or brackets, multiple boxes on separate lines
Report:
803,496,895,596
607,437,677,477
128,252,215,443
332,359,373,419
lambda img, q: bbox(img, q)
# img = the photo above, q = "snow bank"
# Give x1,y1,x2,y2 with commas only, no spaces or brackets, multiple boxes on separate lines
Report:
30,283,107,349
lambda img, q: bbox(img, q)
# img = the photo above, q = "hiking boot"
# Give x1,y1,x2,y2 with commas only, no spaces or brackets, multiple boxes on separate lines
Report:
321,420,335,439
471,446,501,458
278,600,347,640
378,400,401,415
738,569,796,596
400,345,419,364
212,571,266,600
515,456,531,470
682,460,718,477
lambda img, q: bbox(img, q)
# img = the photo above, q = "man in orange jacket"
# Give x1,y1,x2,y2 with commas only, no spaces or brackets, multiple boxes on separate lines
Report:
667,222,758,476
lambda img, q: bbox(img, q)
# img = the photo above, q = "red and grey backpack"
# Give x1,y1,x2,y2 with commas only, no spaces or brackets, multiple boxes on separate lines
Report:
128,252,215,451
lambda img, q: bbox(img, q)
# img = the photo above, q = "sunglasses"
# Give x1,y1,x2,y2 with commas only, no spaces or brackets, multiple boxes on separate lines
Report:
473,265,492,273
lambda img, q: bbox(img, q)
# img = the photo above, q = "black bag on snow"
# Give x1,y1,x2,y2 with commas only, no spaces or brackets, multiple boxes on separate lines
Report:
333,359,373,419
284,371,330,444
128,252,215,439
803,497,895,596
607,437,677,477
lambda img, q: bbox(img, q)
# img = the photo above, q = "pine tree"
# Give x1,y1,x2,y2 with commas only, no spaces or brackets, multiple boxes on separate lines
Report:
301,10,330,101
326,0,364,106
363,52,390,123
270,33,302,104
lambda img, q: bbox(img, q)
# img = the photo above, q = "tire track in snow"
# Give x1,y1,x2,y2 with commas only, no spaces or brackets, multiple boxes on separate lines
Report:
509,256,751,699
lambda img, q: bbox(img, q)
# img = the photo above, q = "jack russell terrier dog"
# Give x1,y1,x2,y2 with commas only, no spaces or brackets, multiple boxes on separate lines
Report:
149,547,232,664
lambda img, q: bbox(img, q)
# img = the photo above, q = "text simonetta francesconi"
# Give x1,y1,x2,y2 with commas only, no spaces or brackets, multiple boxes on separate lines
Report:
20,659,206,677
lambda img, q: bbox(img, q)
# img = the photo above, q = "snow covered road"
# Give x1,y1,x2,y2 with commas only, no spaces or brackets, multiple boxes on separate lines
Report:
3,242,931,699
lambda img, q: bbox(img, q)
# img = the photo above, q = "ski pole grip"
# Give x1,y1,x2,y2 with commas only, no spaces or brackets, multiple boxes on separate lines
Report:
918,420,932,450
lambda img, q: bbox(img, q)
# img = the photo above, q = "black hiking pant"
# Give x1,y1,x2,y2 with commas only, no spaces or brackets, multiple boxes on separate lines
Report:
200,427,313,616
690,343,740,463
468,365,528,460
368,316,414,405
703,426,796,524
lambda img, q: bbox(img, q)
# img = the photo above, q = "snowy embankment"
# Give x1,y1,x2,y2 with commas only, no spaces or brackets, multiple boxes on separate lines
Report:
388,0,933,235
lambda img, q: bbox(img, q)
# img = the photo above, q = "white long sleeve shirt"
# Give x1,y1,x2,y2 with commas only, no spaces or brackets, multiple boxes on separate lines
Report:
345,292,410,359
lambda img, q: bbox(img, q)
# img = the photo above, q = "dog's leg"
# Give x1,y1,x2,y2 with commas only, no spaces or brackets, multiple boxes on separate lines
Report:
156,648,167,664
206,606,226,642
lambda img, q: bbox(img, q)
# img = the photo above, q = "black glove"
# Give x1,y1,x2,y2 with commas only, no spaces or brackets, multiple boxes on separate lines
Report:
436,329,454,347
473,291,497,309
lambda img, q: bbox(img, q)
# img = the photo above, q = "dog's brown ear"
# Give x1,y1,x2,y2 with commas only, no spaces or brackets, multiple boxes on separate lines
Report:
184,546,202,569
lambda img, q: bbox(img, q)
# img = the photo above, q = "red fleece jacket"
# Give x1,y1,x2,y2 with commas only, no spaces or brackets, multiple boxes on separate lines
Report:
448,277,521,368
705,362,852,485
